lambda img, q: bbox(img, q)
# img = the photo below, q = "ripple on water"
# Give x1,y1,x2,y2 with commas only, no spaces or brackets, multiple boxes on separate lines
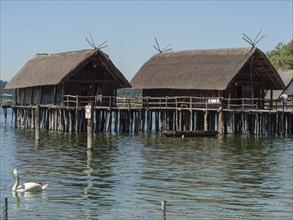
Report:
0,124,292,219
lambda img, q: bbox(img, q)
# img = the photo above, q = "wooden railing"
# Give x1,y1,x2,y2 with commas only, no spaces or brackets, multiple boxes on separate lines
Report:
0,94,15,107
62,95,292,111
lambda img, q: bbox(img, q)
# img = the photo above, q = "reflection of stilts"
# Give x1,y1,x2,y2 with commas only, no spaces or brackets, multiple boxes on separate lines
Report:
34,140,41,151
87,149,93,168
83,150,94,199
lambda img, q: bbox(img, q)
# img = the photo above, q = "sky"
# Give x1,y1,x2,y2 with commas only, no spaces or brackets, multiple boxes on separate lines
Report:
1,0,292,82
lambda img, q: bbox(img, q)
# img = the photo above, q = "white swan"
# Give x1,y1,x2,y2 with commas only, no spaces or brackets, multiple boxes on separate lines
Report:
12,168,48,192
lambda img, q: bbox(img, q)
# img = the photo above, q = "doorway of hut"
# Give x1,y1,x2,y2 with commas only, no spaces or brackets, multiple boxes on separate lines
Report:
235,85,254,109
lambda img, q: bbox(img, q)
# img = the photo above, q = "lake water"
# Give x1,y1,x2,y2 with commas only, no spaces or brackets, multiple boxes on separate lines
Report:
0,110,292,219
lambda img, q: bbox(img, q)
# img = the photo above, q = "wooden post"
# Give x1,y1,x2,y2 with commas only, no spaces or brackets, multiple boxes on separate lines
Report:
14,108,17,128
259,113,262,136
155,111,159,131
175,109,178,131
160,111,164,131
93,109,97,132
119,111,123,132
10,108,14,128
218,109,224,134
141,110,146,131
255,113,259,136
190,110,193,131
86,103,93,150
204,110,208,131
161,200,166,220
3,107,7,128
179,110,182,131
75,109,79,132
281,112,285,136
106,110,111,132
114,111,118,132
35,105,40,141
68,110,72,132
3,197,8,220
287,114,292,135
147,110,152,131
63,109,68,132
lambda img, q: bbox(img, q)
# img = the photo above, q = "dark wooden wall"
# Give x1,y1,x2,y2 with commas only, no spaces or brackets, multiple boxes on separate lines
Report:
16,58,122,106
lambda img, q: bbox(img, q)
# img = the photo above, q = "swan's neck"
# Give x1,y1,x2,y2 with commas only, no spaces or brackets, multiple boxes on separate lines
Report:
12,174,19,191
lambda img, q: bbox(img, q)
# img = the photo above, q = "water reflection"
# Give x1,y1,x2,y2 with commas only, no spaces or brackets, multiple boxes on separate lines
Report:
12,189,49,212
83,149,94,200
0,124,292,219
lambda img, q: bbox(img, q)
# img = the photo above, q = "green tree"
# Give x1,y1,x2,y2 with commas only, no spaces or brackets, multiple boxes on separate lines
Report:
266,39,293,70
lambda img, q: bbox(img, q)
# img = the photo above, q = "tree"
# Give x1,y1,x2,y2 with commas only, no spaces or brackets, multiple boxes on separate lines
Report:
266,39,293,70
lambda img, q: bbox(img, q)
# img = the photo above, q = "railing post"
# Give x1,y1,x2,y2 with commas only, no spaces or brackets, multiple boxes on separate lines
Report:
165,97,168,109
190,97,193,110
128,98,131,110
205,98,208,110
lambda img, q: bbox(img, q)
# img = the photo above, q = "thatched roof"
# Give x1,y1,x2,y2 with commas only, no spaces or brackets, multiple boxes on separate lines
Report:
265,69,293,99
5,49,131,89
131,47,285,90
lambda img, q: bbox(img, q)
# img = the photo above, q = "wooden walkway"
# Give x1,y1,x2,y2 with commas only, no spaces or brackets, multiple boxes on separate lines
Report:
1,95,292,135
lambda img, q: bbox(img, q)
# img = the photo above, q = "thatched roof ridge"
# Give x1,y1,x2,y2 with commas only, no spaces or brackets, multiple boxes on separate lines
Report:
150,47,252,59
5,49,130,89
131,47,284,90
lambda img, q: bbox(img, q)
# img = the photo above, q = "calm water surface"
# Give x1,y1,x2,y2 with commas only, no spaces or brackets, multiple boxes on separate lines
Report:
0,110,292,219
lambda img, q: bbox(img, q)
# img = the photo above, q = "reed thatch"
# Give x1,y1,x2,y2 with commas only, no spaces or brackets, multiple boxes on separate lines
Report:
131,47,285,90
265,69,293,99
5,49,131,89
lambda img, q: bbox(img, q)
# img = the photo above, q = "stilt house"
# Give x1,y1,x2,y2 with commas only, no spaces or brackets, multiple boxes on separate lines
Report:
5,49,131,106
265,69,293,108
131,47,285,107
265,69,293,99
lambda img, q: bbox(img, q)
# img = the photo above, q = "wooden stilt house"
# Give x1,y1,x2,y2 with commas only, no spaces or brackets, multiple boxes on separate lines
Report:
5,49,131,106
265,69,293,108
265,69,293,98
130,47,285,108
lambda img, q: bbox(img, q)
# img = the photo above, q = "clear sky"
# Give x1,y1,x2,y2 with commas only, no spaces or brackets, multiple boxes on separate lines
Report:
1,0,292,82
